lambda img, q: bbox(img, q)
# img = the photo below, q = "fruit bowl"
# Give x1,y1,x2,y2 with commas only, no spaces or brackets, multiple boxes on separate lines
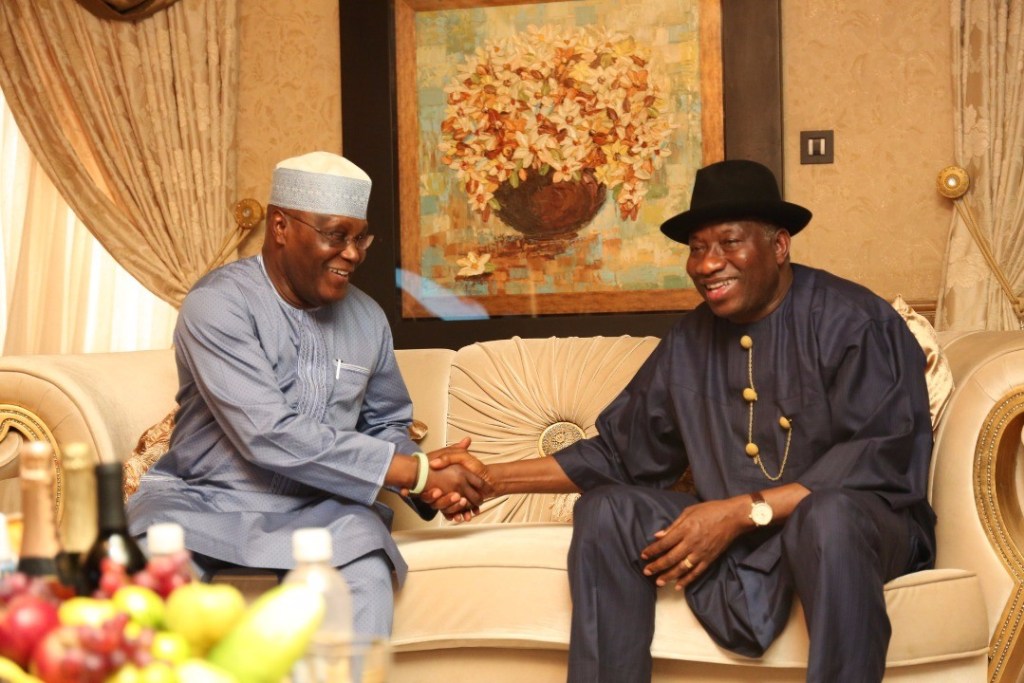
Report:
0,558,334,683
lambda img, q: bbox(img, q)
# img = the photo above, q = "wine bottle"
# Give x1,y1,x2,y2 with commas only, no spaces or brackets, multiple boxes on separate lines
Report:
80,462,147,596
16,441,61,579
56,442,97,594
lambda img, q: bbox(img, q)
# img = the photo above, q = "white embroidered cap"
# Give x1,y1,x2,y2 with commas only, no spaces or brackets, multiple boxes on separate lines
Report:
269,151,372,219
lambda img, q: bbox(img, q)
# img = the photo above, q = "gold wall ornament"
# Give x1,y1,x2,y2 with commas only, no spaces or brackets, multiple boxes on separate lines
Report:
199,198,267,279
937,165,970,199
937,166,1024,327
233,198,265,230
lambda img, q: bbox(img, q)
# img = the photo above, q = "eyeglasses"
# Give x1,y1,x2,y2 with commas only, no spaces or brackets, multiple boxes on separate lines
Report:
279,208,375,251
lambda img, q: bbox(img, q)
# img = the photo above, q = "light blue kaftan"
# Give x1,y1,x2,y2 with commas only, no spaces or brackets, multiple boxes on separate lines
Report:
127,256,426,578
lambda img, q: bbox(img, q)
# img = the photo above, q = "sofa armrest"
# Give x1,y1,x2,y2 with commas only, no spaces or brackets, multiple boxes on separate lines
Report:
0,349,178,527
933,330,1024,681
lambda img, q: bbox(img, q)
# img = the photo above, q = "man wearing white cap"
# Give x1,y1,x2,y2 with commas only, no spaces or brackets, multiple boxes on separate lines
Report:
128,151,486,636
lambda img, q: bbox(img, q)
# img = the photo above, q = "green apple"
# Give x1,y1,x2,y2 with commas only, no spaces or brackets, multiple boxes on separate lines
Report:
112,586,165,629
149,631,190,665
138,661,176,683
173,659,238,683
163,583,246,655
57,597,117,627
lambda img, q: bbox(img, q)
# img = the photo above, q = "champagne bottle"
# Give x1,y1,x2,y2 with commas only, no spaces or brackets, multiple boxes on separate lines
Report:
56,442,97,594
15,441,61,579
80,462,147,595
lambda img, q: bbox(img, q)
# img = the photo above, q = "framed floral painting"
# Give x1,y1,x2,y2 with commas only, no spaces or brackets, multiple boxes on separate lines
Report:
340,0,782,347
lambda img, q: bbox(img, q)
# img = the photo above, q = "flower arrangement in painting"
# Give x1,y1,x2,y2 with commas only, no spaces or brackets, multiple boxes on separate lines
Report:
438,24,675,238
456,251,493,278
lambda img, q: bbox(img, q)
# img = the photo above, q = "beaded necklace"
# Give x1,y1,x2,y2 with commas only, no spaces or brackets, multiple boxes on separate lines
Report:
740,334,792,481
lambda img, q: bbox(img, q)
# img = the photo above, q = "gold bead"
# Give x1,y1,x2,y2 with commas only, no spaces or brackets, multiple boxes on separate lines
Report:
740,335,753,349
743,387,758,402
779,416,791,430
745,442,759,457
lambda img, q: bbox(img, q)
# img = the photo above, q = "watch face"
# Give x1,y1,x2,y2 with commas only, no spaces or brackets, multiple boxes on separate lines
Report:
751,502,773,526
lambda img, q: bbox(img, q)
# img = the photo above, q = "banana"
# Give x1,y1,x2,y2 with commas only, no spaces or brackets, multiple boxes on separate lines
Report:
206,584,325,683
0,656,44,683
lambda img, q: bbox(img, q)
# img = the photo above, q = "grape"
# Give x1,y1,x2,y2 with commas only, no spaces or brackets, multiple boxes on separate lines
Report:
147,556,176,581
97,566,129,598
0,571,29,601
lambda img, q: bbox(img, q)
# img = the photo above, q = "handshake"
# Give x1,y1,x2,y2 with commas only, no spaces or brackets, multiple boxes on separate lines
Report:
403,437,493,522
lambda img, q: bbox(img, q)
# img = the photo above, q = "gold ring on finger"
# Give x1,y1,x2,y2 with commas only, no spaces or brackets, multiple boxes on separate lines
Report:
682,557,694,570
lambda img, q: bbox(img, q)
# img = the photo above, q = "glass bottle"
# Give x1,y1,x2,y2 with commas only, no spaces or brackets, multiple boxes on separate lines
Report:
15,441,61,580
56,442,97,594
0,512,16,579
283,527,353,683
80,462,147,596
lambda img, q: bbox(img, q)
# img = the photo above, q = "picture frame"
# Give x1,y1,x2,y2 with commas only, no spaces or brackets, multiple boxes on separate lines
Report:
341,0,782,349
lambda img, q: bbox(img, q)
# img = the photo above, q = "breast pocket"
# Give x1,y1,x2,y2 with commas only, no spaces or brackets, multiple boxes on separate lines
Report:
329,362,372,420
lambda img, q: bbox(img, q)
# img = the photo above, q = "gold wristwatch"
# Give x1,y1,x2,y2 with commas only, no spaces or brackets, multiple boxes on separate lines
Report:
749,491,773,527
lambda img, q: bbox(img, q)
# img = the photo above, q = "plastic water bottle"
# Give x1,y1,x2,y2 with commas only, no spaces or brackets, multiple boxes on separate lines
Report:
283,528,353,683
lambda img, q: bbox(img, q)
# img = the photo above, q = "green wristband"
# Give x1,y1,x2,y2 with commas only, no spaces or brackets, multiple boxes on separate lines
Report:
409,451,430,495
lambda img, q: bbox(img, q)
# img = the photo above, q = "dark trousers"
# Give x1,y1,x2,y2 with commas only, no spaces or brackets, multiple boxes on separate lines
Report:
566,486,922,683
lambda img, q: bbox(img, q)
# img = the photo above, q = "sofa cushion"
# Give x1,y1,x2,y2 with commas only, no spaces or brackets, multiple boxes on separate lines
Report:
891,295,954,428
393,524,989,668
446,336,660,524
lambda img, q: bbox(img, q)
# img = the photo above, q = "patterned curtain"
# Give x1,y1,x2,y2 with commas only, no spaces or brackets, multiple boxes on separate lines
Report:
0,0,241,308
936,1,1024,330
74,0,183,21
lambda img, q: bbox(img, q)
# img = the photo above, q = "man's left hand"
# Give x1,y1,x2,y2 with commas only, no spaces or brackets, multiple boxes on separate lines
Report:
640,496,749,591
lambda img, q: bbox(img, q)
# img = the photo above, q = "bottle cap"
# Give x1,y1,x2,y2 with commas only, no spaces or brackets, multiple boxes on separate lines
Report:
147,522,186,555
292,527,333,563
19,441,53,481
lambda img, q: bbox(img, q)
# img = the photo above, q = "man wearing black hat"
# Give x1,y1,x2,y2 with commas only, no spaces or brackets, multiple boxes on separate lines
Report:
429,159,936,682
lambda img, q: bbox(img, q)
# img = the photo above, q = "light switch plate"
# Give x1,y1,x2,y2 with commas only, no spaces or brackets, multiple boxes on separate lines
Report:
800,130,834,164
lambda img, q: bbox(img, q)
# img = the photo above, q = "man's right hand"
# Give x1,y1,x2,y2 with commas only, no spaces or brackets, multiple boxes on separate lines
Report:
424,450,493,522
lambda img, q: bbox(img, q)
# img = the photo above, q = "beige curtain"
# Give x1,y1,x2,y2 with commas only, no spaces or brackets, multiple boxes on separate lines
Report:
74,0,184,22
0,91,177,355
936,1,1024,331
0,0,240,308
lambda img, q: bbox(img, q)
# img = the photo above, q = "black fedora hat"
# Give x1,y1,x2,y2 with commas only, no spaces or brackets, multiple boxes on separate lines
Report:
660,159,811,244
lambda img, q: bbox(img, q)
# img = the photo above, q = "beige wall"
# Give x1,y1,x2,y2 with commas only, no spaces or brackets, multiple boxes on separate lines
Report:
236,0,342,255
781,1,953,302
237,0,953,301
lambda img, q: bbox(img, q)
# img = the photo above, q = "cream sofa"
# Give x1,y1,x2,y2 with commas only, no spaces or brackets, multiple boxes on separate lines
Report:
1,331,1022,681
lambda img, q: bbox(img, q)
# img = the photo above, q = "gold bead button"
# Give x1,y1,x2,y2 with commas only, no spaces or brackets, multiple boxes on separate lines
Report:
745,442,759,457
743,387,758,402
740,335,753,349
779,416,792,430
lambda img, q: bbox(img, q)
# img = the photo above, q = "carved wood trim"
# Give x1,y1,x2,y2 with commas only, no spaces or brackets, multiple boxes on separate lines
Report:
0,403,64,524
972,390,1024,682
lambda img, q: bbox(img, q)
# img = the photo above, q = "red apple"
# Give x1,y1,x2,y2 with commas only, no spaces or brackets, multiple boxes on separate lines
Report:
0,592,60,667
30,626,93,683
